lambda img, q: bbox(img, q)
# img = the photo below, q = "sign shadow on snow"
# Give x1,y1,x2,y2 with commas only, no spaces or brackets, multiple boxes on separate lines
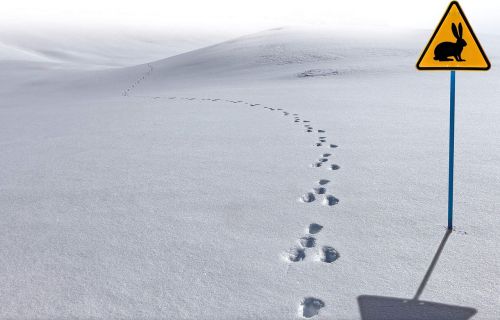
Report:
357,230,477,320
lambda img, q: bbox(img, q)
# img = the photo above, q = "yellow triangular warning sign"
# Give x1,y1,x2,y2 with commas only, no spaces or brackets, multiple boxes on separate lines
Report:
416,1,490,70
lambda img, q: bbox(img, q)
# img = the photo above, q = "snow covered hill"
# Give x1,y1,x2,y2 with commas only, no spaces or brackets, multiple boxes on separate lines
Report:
0,27,230,69
0,27,499,319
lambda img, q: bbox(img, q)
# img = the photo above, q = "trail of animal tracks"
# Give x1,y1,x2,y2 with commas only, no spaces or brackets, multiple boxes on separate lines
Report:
125,61,342,317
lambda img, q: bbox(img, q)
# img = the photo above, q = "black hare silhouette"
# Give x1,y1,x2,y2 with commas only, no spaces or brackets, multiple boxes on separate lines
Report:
434,23,467,61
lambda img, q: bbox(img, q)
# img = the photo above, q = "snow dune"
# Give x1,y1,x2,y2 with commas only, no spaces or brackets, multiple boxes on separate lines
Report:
0,27,230,68
0,27,499,319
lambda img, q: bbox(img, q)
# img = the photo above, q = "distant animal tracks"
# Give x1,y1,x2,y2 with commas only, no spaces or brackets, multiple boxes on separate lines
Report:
122,63,153,96
310,162,323,168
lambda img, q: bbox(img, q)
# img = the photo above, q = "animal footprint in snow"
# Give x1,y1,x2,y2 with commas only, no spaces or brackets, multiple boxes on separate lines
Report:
329,164,340,170
318,130,326,133
285,226,323,263
308,223,323,234
287,246,306,262
322,195,339,206
330,144,338,148
310,162,322,168
315,143,322,147
322,153,331,157
318,158,328,163
300,297,325,318
318,179,330,185
320,246,339,263
299,192,315,203
312,187,326,194
299,236,316,248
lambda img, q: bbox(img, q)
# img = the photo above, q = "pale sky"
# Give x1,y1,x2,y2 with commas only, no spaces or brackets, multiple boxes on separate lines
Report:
1,0,499,34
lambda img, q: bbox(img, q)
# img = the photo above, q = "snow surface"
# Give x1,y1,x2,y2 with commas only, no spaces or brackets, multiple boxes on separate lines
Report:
1,26,499,319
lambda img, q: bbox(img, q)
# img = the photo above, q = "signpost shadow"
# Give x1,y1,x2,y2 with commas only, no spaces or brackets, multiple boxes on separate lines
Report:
357,230,477,320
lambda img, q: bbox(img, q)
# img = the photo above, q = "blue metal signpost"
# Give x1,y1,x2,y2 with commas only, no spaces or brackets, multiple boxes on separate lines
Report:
417,1,491,230
448,71,456,230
